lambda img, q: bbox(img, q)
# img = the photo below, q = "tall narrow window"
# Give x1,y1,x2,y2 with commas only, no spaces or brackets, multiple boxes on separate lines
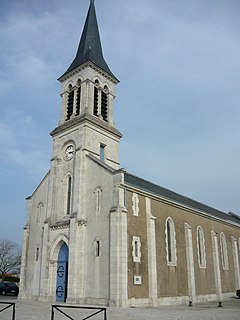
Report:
95,240,101,257
35,247,39,261
66,85,74,120
95,187,102,213
76,80,81,116
101,86,108,121
100,144,105,161
166,217,176,266
132,193,139,216
66,176,72,214
220,232,229,270
132,236,141,263
37,202,44,224
197,226,206,268
93,80,99,116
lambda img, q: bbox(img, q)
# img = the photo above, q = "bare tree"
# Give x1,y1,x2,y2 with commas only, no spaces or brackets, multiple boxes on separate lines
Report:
0,239,21,279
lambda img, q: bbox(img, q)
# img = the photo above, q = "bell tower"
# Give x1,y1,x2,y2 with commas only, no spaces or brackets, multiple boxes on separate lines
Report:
20,0,126,305
52,0,122,169
46,0,122,224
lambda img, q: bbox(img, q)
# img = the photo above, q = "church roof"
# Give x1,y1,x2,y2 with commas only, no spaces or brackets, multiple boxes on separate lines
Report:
125,172,240,226
61,0,116,80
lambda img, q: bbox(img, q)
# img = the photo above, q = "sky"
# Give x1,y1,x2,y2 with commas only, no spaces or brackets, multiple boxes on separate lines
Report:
0,0,239,245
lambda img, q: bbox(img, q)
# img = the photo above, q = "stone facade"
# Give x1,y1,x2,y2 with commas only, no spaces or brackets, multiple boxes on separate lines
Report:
19,0,240,307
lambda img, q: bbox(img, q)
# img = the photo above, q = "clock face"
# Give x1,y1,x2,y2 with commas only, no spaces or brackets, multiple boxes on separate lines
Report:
65,145,75,160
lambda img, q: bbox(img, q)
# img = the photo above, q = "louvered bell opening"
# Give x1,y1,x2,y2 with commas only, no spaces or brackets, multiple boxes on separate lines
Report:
76,87,81,116
93,87,99,116
66,91,74,120
101,92,108,121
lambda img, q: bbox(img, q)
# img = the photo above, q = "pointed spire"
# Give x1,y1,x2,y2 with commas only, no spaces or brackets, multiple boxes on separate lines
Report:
62,0,116,79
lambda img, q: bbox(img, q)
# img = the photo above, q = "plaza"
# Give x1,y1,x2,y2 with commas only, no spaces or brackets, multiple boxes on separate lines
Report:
0,296,239,320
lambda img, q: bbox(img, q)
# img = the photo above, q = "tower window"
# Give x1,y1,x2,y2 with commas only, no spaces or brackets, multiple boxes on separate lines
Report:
93,80,99,116
76,81,81,116
100,144,105,161
66,176,72,214
101,86,108,121
66,85,74,120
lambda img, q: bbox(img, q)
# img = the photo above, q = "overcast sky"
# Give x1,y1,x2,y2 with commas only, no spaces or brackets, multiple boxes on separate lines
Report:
0,0,239,245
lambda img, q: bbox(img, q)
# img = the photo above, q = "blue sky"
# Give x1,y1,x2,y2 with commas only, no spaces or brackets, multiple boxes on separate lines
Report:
0,0,239,245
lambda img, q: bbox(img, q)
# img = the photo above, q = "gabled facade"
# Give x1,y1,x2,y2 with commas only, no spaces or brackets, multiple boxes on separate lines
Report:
19,0,240,307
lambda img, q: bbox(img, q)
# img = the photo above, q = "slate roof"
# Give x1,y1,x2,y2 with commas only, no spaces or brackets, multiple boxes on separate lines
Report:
60,0,116,80
125,172,240,226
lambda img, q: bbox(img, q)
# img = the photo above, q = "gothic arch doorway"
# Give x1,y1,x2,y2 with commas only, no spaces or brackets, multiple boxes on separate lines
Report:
56,242,69,302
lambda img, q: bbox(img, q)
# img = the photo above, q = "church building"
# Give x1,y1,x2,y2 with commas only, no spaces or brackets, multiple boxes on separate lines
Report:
19,0,240,307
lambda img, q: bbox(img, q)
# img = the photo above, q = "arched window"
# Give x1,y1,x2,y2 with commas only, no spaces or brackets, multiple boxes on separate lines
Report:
36,202,44,224
66,176,72,215
101,85,108,121
165,217,176,266
66,84,74,120
75,79,81,116
93,80,99,116
197,226,206,268
220,232,229,270
94,187,102,213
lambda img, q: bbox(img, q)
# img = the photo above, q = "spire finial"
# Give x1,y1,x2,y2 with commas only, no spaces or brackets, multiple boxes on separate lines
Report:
90,0,94,4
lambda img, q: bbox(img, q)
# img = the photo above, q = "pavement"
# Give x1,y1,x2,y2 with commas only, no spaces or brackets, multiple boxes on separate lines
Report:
0,296,239,320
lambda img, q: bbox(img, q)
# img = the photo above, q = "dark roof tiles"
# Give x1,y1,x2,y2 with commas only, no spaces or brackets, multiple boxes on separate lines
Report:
125,172,240,226
61,1,116,79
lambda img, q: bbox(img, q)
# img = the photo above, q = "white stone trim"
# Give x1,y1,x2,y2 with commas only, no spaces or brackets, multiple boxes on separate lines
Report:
132,193,139,216
132,236,141,263
184,223,196,302
146,197,158,305
211,231,222,301
94,186,102,215
220,232,229,270
196,226,206,268
231,236,240,289
133,275,142,285
165,217,177,266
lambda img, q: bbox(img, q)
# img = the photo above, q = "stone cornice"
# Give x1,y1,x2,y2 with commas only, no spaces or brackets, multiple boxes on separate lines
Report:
50,113,122,139
50,220,70,231
58,61,119,84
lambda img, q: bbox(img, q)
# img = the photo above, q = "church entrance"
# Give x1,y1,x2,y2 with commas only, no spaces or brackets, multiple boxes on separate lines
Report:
56,243,69,302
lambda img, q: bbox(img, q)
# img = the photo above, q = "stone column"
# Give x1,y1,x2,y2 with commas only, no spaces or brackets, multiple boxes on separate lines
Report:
72,86,78,117
211,231,222,302
19,225,30,299
184,223,196,304
107,93,115,126
75,220,87,303
39,221,50,299
59,91,68,124
109,206,128,307
231,236,240,289
66,215,79,303
146,197,158,306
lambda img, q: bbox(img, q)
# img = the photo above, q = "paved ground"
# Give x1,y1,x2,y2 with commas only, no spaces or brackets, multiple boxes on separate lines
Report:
0,296,239,320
